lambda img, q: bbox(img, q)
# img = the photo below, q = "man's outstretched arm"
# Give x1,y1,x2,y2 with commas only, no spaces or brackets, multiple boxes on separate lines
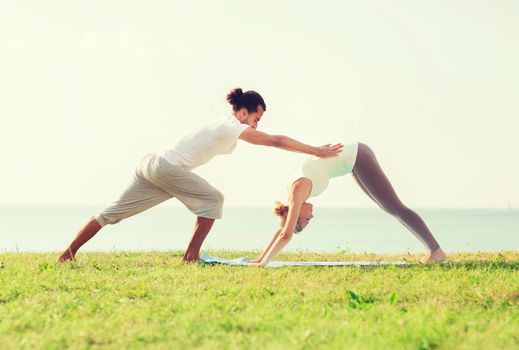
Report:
239,128,343,158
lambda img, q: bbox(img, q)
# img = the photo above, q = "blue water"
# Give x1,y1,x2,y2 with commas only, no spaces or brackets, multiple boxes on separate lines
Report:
0,206,517,253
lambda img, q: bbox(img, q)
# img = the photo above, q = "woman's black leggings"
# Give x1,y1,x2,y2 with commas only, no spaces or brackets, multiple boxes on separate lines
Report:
352,143,440,252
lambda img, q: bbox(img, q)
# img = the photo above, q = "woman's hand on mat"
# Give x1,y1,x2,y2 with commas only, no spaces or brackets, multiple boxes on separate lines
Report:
247,260,265,267
313,143,343,158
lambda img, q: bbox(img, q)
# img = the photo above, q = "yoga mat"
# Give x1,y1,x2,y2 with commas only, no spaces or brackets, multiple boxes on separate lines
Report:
199,252,412,268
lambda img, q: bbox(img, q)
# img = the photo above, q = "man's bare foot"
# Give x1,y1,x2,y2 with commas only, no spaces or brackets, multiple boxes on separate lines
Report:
420,247,446,264
181,253,199,264
57,248,75,263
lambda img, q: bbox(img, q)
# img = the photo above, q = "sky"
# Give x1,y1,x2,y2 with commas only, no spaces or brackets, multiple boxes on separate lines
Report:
1,1,518,208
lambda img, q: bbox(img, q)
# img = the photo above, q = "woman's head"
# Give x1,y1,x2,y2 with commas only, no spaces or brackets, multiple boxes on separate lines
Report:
226,88,266,129
273,201,314,233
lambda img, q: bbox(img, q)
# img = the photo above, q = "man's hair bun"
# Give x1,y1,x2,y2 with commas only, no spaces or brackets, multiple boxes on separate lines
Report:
226,88,243,106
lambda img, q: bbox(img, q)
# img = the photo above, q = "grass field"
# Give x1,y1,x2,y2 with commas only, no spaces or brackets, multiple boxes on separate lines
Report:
1,251,517,349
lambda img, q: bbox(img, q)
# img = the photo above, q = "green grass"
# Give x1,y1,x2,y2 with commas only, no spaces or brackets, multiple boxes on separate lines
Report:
1,251,518,349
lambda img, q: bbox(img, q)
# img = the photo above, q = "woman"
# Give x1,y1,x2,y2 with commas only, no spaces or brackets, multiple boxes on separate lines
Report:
57,88,343,263
250,142,446,266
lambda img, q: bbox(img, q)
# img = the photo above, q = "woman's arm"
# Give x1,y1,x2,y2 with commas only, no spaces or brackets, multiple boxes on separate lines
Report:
239,128,343,158
253,180,311,266
249,229,282,263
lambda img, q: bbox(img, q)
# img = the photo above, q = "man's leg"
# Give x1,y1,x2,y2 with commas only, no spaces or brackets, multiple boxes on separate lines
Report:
138,158,224,262
58,182,169,263
57,156,170,262
182,216,215,263
153,167,224,263
57,217,102,262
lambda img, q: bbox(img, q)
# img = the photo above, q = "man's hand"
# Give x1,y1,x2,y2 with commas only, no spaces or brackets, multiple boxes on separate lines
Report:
313,143,343,158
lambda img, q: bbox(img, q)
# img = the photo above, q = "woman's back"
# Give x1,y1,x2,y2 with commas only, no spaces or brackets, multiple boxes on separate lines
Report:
289,142,359,197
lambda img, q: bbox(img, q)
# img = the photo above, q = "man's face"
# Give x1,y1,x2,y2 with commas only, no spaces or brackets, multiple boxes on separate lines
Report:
243,106,264,129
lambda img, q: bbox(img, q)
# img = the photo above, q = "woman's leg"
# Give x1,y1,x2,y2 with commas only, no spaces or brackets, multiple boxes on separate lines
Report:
351,171,377,203
352,143,444,260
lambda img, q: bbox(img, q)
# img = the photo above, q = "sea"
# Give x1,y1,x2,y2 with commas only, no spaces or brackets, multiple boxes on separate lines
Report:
0,206,517,254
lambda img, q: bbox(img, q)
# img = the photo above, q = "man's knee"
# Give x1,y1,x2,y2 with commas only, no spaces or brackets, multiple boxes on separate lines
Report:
208,189,225,213
94,212,124,227
210,189,225,207
201,189,224,219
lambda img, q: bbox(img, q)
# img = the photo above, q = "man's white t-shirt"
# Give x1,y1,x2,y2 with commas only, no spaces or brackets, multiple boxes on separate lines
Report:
159,117,251,171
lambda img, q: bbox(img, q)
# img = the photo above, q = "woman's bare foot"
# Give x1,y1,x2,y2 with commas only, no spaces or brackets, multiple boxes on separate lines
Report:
57,247,75,263
420,247,446,264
